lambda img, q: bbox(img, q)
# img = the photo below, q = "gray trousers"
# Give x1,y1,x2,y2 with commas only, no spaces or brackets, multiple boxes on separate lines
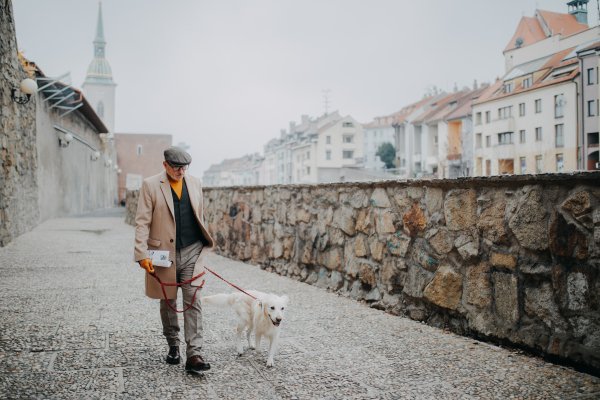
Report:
160,240,204,359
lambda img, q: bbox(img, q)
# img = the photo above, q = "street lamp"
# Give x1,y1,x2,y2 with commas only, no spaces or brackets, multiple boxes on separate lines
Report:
91,151,101,161
11,78,37,105
59,132,73,148
105,159,113,168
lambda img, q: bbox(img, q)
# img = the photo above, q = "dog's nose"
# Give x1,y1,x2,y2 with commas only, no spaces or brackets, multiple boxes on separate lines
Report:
276,317,282,322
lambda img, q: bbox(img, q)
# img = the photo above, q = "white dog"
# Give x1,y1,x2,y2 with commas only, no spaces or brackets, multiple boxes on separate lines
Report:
201,290,289,367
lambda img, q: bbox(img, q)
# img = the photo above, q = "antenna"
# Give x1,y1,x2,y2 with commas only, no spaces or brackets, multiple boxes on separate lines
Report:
597,0,600,31
322,89,331,115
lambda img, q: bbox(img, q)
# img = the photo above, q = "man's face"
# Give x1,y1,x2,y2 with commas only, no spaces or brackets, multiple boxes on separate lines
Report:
163,161,187,181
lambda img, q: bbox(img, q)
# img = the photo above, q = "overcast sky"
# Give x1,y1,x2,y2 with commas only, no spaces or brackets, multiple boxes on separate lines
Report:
13,0,599,176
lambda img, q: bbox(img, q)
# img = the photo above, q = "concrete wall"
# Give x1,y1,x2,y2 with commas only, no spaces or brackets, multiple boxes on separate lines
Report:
195,173,600,371
114,133,172,202
36,103,117,221
0,0,40,246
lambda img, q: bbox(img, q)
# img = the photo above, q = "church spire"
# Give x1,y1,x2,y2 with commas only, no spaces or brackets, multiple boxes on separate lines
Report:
93,1,106,58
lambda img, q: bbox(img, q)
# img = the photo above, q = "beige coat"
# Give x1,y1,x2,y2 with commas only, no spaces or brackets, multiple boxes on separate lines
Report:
134,170,214,299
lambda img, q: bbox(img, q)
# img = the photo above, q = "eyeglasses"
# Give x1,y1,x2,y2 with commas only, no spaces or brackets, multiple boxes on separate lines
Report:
167,162,189,172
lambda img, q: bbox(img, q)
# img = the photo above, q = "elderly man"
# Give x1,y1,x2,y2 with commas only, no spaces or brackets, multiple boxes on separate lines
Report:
134,146,214,373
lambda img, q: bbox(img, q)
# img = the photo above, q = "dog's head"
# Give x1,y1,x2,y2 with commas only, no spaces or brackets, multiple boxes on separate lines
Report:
259,294,289,327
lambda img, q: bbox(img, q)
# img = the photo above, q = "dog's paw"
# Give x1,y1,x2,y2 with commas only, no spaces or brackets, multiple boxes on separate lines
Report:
249,344,255,350
255,348,262,354
266,359,274,367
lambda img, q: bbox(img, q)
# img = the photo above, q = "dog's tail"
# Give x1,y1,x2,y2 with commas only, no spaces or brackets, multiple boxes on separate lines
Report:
201,293,236,309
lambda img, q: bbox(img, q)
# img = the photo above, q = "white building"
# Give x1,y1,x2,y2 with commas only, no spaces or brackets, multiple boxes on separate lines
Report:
202,154,262,187
362,115,396,171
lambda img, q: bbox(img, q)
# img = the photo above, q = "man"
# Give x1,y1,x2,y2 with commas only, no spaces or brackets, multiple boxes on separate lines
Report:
134,146,214,373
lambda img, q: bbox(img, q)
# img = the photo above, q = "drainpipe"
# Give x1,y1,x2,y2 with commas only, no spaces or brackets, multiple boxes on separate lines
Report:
576,60,582,170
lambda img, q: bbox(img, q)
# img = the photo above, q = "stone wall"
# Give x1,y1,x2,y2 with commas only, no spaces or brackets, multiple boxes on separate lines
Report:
125,189,139,226
200,172,600,371
0,0,39,246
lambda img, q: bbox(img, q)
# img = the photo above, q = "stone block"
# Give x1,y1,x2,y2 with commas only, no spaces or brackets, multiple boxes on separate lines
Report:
577,213,594,229
407,186,424,200
366,287,381,301
489,253,517,270
346,255,359,278
252,205,262,224
425,187,443,213
562,190,591,217
394,193,411,213
356,210,372,235
330,271,344,291
317,233,329,251
272,239,284,259
283,236,294,260
508,188,549,251
520,263,552,278
457,241,479,261
359,263,377,287
297,208,311,224
368,235,385,261
319,248,343,271
354,236,368,257
477,202,507,244
301,243,314,265
316,267,331,289
402,204,426,236
524,282,564,329
424,264,463,310
333,207,356,236
370,188,392,208
375,212,396,234
427,228,454,254
389,233,411,257
279,189,291,201
349,190,368,208
381,258,399,283
403,264,434,299
594,209,600,226
493,272,519,324
567,272,588,311
444,189,477,231
549,211,588,260
466,262,492,307
414,241,437,272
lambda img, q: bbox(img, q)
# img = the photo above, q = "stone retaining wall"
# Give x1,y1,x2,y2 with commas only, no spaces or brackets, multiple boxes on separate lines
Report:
126,172,600,370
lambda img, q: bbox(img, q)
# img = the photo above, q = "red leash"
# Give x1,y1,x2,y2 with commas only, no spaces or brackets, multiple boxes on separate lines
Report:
150,266,257,313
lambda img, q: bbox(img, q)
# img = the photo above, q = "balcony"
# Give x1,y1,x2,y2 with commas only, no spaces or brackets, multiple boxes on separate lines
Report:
490,117,514,134
427,155,438,166
492,143,515,159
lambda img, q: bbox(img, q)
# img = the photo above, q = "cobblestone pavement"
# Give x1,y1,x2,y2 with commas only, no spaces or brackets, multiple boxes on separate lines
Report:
1,215,600,399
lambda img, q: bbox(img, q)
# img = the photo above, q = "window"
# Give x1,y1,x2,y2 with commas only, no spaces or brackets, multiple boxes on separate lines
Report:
536,127,542,141
498,106,513,119
589,100,595,116
326,150,331,160
555,94,564,117
326,136,331,144
137,145,142,155
486,159,491,175
522,77,533,89
307,151,310,159
476,112,482,125
307,167,310,174
450,101,457,109
520,157,526,174
588,68,595,85
476,133,482,148
97,101,104,118
485,111,491,123
343,122,354,127
520,130,526,143
557,154,564,171
536,155,543,173
364,155,368,162
343,151,354,159
555,124,564,147
498,132,514,144
486,136,491,147
343,136,353,143
519,103,525,116
535,99,542,113
297,155,300,163
505,83,514,93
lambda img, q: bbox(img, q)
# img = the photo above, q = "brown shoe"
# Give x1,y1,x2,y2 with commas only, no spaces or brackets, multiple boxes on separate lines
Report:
185,355,210,372
166,346,180,365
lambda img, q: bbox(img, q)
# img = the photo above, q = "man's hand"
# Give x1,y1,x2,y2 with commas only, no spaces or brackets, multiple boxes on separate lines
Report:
139,258,154,274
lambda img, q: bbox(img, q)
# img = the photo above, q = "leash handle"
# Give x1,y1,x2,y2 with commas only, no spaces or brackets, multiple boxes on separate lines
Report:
204,267,258,300
150,271,205,313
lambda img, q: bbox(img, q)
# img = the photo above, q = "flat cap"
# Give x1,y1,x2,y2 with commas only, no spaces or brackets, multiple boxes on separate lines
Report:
164,146,192,165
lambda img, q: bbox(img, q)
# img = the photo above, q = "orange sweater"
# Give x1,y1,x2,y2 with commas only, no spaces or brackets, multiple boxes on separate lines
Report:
169,178,183,199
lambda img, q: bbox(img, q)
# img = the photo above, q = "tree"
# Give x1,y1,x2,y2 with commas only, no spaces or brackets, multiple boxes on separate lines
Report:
376,142,396,169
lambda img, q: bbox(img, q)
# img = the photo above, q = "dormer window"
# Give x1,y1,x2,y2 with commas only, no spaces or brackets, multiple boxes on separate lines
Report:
450,102,457,110
523,77,533,89
505,83,514,94
432,104,438,110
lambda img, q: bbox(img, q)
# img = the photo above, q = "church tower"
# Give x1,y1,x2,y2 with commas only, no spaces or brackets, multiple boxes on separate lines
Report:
82,1,116,134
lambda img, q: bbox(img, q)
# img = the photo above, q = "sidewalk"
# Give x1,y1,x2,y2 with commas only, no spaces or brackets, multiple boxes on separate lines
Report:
0,214,599,399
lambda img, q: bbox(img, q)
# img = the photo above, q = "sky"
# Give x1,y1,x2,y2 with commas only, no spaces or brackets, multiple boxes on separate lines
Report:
12,0,600,176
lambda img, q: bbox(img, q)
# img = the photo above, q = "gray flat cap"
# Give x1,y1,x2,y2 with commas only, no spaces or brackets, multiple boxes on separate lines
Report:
164,146,192,165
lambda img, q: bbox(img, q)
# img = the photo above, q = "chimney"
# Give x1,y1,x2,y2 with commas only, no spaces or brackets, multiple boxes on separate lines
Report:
453,82,458,93
495,77,500,83
280,129,286,140
289,121,296,134
473,79,478,90
301,115,309,126
568,0,589,26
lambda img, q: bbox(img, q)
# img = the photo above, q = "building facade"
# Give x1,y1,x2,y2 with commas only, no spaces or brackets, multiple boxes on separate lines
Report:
577,42,600,170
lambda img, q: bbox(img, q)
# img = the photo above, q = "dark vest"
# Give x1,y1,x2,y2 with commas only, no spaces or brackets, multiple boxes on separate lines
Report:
171,180,203,249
